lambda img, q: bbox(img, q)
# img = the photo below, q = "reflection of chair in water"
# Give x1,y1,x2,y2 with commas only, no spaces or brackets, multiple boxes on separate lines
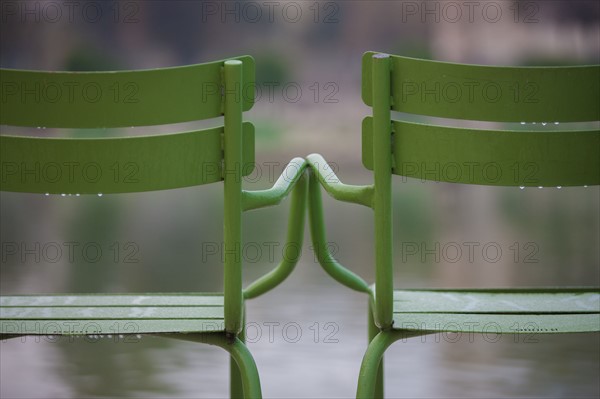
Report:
0,56,309,398
306,51,600,398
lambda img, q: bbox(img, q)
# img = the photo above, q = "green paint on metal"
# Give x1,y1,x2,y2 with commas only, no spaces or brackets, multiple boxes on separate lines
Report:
230,304,247,398
0,294,224,307
371,54,394,330
307,167,372,295
356,51,600,397
0,55,280,399
393,313,600,334
1,319,225,335
362,117,600,187
306,153,373,208
2,49,600,399
367,303,384,399
0,56,255,128
357,330,427,399
0,293,226,334
242,157,308,211
0,306,224,319
362,51,600,122
393,290,600,314
164,333,262,398
0,124,255,193
244,169,308,299
223,60,244,335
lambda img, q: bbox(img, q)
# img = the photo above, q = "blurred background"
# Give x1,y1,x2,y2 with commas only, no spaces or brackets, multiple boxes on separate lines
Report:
1,0,599,397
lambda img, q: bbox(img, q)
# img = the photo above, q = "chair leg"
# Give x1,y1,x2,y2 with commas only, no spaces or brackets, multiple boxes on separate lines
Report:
160,332,261,398
356,331,397,399
368,305,384,399
227,337,262,398
357,329,429,399
230,323,245,398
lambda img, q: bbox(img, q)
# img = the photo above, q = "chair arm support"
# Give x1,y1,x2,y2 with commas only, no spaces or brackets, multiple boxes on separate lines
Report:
306,153,374,208
307,165,372,295
242,157,308,211
243,164,309,300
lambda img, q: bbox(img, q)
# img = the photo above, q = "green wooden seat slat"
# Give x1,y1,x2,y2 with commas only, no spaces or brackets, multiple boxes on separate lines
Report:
362,117,600,187
393,290,600,314
0,294,224,307
0,123,255,193
362,51,600,123
1,319,225,335
0,55,255,128
393,313,600,334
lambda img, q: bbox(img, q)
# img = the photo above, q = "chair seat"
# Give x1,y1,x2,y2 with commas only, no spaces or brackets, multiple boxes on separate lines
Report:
0,293,225,336
391,288,600,334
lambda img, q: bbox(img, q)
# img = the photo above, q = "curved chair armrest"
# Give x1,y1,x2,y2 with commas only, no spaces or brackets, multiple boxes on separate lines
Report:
242,157,307,211
243,159,308,299
306,153,374,208
307,161,373,296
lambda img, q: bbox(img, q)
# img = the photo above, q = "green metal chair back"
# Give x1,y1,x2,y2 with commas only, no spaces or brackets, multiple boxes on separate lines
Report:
361,51,600,329
1,56,311,398
299,52,599,398
0,56,255,335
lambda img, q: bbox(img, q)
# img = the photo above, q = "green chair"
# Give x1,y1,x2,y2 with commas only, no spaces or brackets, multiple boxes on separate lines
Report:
306,51,600,398
0,56,309,398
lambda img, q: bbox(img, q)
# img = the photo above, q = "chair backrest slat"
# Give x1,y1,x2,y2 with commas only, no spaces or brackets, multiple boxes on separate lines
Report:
0,56,255,128
362,51,600,123
362,117,600,187
0,123,255,194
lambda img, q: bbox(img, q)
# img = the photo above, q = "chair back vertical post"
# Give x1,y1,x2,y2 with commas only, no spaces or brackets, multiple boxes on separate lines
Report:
223,60,244,335
372,53,393,329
